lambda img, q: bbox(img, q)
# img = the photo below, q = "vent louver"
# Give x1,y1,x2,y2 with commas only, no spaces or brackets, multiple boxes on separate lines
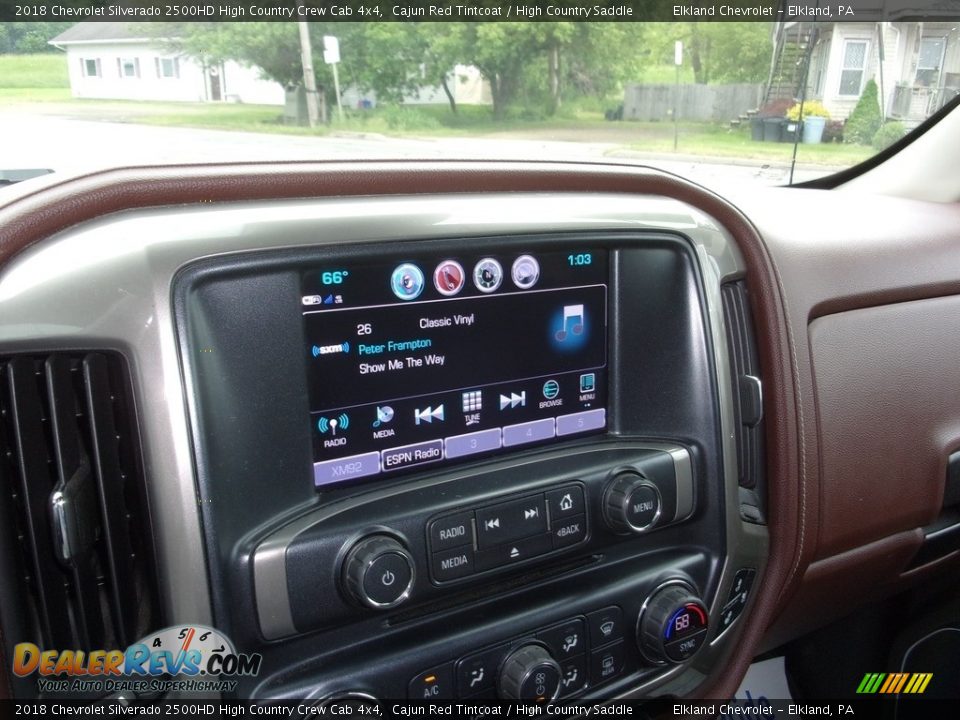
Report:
721,283,766,520
0,352,158,669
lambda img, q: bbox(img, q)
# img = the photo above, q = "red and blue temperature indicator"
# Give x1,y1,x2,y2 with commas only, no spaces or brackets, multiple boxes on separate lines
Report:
664,603,708,641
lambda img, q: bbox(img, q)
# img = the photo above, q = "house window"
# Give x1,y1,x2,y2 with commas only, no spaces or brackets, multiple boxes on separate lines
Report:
117,57,140,79
81,58,101,78
838,40,868,96
155,57,180,79
915,37,946,87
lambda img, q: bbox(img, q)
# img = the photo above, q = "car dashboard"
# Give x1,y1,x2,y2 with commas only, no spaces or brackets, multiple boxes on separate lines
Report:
0,161,957,703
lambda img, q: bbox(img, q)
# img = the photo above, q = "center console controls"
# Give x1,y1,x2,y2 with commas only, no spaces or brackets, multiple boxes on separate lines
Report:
254,443,695,637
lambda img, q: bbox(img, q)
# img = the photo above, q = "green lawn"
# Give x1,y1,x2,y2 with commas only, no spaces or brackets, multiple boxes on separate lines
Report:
0,52,874,168
626,122,874,165
0,54,69,89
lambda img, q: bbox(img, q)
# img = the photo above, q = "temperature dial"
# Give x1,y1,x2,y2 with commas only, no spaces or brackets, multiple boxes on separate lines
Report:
342,535,415,610
637,584,709,664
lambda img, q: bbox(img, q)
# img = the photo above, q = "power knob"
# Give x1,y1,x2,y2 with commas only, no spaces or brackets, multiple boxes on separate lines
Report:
637,583,710,664
498,644,562,701
603,471,662,534
342,535,415,610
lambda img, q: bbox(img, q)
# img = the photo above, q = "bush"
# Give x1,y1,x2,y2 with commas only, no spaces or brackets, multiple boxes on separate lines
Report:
823,120,845,143
872,121,907,151
844,80,882,145
786,101,831,121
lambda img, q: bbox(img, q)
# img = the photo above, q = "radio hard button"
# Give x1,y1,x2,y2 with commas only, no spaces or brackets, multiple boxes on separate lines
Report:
429,511,474,552
545,485,585,519
431,546,475,581
551,515,586,549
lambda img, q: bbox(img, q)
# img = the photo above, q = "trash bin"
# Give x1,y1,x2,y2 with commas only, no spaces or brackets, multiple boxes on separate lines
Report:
802,116,827,144
780,120,800,142
762,118,782,142
750,117,764,141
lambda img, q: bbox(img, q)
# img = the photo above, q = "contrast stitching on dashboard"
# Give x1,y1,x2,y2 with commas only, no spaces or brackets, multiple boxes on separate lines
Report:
765,248,807,601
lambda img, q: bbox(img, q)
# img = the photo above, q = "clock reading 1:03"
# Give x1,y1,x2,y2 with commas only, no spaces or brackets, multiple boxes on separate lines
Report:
567,253,593,267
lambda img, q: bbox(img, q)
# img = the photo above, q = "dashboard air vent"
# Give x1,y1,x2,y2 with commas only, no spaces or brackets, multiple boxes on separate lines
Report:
0,352,158,658
721,283,766,520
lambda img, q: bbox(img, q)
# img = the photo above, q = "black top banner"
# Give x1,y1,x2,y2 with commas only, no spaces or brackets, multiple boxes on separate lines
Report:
3,0,960,23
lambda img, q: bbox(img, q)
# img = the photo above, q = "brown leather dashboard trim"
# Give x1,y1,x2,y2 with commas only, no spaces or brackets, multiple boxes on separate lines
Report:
0,160,804,700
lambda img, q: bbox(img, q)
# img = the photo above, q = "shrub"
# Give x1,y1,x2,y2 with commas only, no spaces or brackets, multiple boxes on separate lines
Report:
844,80,882,145
823,120,845,143
872,121,907,151
786,101,831,121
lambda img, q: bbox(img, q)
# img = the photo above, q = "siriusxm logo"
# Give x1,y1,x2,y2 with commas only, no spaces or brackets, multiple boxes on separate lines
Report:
312,341,350,357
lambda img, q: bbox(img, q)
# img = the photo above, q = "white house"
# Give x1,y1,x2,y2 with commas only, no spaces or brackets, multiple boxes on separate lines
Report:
775,21,960,122
49,23,286,105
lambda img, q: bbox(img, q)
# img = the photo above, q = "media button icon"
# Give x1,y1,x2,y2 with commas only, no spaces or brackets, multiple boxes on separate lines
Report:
473,258,503,293
391,263,425,301
415,405,445,425
512,255,540,289
434,260,466,296
499,391,526,410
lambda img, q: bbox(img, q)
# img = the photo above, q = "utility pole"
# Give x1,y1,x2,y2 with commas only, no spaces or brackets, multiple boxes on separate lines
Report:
297,14,320,127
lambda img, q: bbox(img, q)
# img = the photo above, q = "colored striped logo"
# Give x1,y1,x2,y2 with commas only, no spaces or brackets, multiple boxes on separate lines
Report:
856,672,933,694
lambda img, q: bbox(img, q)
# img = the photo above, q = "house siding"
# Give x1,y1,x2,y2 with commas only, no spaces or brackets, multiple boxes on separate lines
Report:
61,41,284,105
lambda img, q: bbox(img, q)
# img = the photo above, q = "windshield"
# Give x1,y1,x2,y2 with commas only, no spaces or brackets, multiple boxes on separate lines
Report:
2,2,958,192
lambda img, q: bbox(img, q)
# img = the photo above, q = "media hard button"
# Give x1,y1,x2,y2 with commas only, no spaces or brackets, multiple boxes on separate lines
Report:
381,439,443,472
431,546,475,581
545,485,585,519
586,606,623,647
313,452,380,487
551,514,586,549
475,533,552,571
475,495,548,548
429,511,474,551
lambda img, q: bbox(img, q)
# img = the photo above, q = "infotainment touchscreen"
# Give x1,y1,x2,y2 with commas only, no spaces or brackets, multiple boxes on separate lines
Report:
302,248,608,488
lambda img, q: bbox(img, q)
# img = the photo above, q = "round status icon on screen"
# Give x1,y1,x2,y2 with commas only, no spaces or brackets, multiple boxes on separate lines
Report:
512,255,540,290
473,258,503,293
434,260,466,296
391,263,425,301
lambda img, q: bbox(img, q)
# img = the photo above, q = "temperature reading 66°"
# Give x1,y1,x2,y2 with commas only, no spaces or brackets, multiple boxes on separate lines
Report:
322,270,349,285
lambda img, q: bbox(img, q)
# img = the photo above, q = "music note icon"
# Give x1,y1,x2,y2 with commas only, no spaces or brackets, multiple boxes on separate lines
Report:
555,304,584,342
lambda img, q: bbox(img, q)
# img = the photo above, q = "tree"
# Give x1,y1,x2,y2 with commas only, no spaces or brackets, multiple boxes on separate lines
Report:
0,22,73,53
845,79,882,145
641,23,772,85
